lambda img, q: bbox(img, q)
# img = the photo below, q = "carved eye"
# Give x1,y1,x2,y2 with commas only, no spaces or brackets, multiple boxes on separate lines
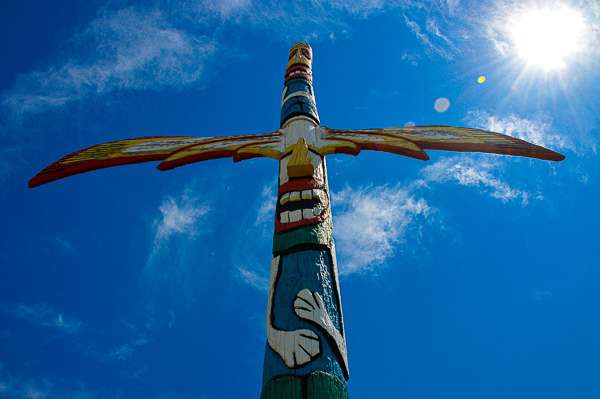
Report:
289,50,296,60
301,48,311,59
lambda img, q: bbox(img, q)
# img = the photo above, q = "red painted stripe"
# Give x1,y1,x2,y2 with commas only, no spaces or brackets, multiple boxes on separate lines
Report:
278,179,323,195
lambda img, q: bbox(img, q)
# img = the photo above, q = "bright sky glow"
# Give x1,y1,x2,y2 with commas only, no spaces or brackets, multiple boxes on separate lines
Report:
509,5,586,71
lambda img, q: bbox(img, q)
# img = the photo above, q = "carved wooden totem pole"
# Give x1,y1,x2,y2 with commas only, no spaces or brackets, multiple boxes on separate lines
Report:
30,43,564,398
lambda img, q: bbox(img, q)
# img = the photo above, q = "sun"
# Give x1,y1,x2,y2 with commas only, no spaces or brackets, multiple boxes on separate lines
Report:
509,5,586,71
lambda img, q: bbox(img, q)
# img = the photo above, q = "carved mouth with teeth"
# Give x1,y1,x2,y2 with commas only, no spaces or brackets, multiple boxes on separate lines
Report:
275,181,329,233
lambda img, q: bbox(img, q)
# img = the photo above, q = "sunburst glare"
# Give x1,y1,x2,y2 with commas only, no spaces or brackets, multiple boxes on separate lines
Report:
509,5,586,71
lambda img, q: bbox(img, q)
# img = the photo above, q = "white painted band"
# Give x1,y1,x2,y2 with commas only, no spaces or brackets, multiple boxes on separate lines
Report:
281,91,315,105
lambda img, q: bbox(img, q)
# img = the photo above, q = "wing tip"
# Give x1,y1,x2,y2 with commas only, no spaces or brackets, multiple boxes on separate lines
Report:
156,162,173,171
529,146,565,162
28,171,56,188
28,177,41,188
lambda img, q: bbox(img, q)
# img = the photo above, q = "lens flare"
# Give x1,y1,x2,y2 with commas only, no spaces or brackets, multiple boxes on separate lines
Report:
434,97,450,113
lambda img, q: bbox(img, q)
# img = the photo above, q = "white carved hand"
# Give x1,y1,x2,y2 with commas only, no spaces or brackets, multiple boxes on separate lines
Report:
266,257,322,369
293,289,334,330
294,288,349,374
267,326,320,368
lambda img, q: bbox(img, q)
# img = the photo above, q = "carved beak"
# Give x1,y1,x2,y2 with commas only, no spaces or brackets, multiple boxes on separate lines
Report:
286,137,315,178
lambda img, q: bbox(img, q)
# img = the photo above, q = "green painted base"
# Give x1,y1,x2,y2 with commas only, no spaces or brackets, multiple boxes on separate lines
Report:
260,372,348,399
272,216,333,254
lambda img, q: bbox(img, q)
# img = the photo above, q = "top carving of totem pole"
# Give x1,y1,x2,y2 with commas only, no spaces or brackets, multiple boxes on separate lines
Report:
29,42,565,398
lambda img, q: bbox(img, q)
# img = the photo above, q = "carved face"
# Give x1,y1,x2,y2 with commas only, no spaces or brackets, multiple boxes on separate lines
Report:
285,43,313,84
286,42,312,70
275,138,329,234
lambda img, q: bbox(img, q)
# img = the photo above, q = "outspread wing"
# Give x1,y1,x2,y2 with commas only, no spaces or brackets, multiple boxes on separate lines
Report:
29,133,282,188
324,126,565,161
320,130,429,160
157,134,282,170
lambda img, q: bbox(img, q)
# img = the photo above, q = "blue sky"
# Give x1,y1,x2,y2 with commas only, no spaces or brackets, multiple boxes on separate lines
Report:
1,0,600,398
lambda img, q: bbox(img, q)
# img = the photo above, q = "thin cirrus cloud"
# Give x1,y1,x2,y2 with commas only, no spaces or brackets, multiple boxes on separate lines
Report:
1,6,216,122
234,182,275,292
403,15,456,60
333,185,431,275
1,303,82,335
143,187,214,303
237,267,269,292
419,155,535,205
152,191,210,251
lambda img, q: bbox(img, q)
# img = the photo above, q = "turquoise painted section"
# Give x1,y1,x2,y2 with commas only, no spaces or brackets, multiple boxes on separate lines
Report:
262,249,347,385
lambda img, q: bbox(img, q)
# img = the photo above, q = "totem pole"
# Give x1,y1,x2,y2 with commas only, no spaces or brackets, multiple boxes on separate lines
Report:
29,43,564,398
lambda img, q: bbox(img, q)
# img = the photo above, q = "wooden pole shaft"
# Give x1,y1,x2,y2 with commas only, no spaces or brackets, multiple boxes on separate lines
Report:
261,43,349,398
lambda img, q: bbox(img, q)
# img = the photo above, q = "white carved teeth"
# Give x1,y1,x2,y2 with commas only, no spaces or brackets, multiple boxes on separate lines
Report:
280,189,324,205
289,210,302,223
279,206,326,224
278,189,327,224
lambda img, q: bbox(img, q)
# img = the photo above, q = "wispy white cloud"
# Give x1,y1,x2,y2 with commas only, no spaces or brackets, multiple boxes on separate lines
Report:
254,183,276,227
152,191,210,250
333,185,430,274
403,15,455,60
143,186,214,304
2,303,82,335
237,267,269,291
201,0,252,18
1,6,216,122
420,155,535,205
326,0,388,16
232,182,275,291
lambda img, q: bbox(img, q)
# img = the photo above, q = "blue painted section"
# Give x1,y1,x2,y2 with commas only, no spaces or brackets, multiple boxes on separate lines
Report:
285,78,314,96
262,249,346,385
280,78,319,126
